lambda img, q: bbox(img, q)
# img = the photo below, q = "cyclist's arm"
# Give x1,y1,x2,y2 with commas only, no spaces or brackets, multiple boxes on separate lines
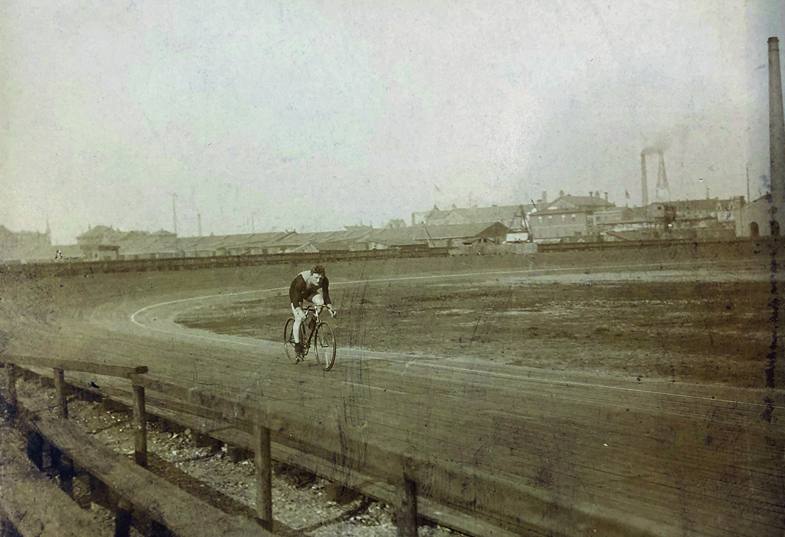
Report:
289,276,305,308
321,277,333,306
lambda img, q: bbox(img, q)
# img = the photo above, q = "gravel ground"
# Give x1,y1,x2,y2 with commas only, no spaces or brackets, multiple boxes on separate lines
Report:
7,373,461,537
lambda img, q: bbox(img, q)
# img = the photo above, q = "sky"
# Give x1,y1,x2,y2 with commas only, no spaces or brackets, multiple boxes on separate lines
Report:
1,1,784,243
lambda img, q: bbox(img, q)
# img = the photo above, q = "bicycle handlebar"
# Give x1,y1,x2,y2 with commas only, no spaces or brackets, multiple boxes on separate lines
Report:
302,304,337,318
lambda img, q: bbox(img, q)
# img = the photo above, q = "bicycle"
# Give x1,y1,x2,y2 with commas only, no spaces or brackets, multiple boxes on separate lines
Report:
283,305,337,371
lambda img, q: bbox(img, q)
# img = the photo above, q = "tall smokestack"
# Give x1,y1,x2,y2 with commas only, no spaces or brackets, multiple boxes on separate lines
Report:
640,152,649,206
769,37,785,234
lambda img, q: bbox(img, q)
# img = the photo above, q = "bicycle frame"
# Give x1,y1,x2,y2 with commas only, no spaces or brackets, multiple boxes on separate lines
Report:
299,306,324,353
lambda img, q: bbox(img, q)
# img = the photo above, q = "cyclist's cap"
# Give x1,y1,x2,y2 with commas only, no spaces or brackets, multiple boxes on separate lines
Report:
312,264,326,275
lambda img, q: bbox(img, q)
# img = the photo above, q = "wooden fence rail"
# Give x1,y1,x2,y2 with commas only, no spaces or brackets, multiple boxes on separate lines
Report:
0,356,269,537
2,355,149,468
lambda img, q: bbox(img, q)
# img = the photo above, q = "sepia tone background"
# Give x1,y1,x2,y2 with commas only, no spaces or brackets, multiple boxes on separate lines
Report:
1,2,784,536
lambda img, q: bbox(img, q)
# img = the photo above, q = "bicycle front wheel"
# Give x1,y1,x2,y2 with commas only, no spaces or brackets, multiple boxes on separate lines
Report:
283,318,298,362
314,321,336,371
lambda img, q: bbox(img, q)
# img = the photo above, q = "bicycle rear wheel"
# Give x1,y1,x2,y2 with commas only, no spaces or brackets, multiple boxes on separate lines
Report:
314,321,336,371
283,318,302,362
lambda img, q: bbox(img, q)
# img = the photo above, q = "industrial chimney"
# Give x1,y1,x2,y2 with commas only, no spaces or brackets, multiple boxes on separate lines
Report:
770,37,785,235
640,152,649,206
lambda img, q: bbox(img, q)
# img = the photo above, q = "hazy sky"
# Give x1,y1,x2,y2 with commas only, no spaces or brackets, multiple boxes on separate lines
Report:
2,1,784,243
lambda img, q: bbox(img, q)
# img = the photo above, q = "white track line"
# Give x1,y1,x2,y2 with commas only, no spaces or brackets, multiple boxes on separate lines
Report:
343,381,408,396
408,361,773,408
131,258,758,327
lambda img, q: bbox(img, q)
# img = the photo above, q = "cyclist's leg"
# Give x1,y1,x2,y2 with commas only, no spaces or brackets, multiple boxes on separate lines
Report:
302,299,317,331
291,304,305,343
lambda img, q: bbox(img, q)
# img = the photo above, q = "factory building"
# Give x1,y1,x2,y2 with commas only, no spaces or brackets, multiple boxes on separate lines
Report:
527,192,614,242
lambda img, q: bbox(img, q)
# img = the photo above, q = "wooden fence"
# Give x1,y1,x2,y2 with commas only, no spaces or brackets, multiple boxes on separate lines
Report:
0,354,658,537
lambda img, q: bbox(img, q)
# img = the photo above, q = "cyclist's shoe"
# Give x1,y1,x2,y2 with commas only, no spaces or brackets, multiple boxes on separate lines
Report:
294,342,304,362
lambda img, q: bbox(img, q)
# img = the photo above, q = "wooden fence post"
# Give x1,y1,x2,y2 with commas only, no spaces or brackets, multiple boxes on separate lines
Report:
115,499,132,537
253,422,273,531
50,447,74,496
26,431,44,470
0,518,17,537
225,444,244,462
131,385,147,467
397,458,418,537
60,456,75,497
150,520,169,537
89,475,111,509
53,368,68,419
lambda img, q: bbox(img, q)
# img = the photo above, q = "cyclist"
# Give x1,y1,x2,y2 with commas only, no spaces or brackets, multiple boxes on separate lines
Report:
289,264,336,359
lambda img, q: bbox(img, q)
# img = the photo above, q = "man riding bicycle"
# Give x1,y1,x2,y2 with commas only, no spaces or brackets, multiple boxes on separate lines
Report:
290,264,336,359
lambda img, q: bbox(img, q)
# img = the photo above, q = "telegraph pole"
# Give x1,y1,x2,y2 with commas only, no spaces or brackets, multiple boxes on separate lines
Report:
171,193,178,235
746,165,751,203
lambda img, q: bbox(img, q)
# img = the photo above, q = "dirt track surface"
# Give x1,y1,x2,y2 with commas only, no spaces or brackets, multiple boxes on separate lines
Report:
177,264,773,387
2,249,784,536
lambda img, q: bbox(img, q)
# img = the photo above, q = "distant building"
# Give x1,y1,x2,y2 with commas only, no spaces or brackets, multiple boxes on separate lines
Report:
591,207,655,241
528,193,615,241
648,197,740,224
384,219,407,229
417,222,510,248
190,231,295,257
590,197,742,241
411,204,530,229
76,226,122,260
366,222,509,250
649,197,741,240
736,195,773,238
77,226,178,260
0,225,53,262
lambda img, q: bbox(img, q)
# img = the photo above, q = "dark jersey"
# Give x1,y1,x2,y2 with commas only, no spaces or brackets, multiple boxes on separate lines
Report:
289,271,332,308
